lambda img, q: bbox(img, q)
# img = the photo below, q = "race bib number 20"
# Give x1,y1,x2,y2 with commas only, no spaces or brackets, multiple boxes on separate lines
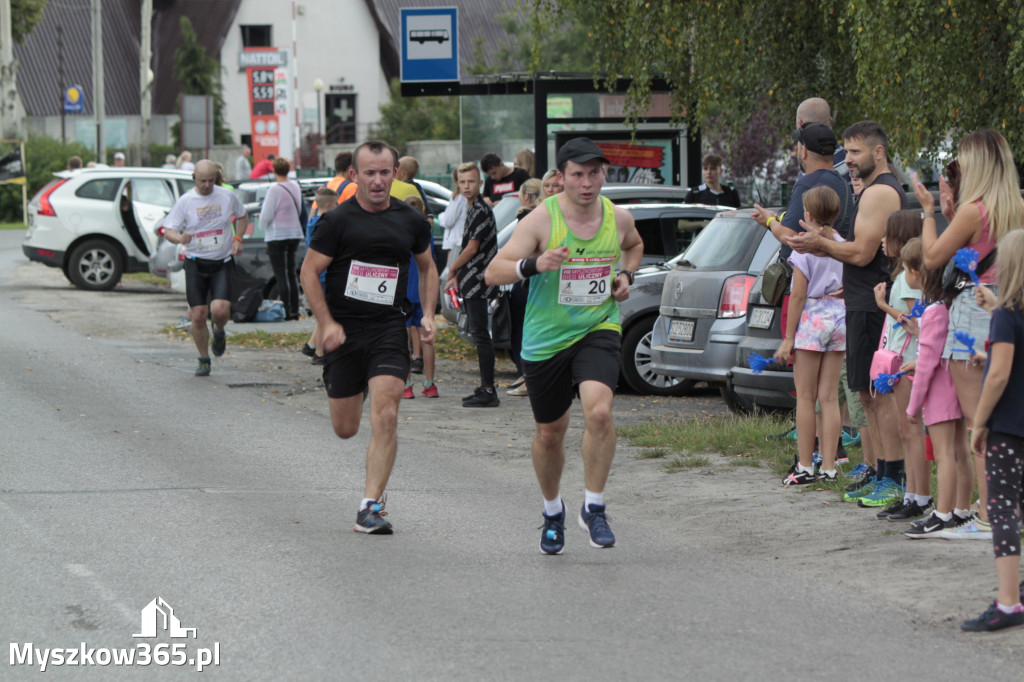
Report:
558,260,613,306
346,260,399,305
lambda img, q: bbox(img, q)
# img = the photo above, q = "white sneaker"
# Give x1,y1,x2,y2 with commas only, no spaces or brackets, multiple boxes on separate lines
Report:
934,518,993,540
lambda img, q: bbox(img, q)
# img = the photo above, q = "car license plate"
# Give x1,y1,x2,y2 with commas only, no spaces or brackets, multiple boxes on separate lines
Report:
668,318,695,342
749,307,775,329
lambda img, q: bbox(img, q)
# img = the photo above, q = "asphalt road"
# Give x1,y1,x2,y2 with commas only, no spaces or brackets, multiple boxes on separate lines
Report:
0,230,1018,680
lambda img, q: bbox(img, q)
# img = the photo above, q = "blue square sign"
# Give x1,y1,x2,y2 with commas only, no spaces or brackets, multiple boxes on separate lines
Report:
400,7,459,83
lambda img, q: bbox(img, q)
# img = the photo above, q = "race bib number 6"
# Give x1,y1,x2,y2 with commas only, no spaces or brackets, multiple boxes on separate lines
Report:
558,261,613,306
346,260,399,305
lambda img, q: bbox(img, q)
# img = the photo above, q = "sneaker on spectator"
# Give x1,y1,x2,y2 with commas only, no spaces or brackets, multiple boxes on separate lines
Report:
816,470,838,483
354,498,393,534
578,503,615,548
843,478,878,502
876,499,906,519
843,462,870,479
463,387,499,408
421,384,439,398
174,315,192,330
410,357,424,374
402,385,415,399
905,512,962,539
540,503,566,555
766,426,797,442
843,466,876,492
858,478,904,507
812,450,822,469
783,469,817,487
835,445,850,464
961,601,1024,632
888,499,931,521
935,517,993,540
841,426,861,448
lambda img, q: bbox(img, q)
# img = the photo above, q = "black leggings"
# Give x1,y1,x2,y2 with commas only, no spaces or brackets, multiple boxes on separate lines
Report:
986,431,1024,559
266,239,300,318
464,297,495,388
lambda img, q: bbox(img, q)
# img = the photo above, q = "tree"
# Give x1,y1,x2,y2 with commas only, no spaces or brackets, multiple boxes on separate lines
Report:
540,0,1024,164
10,0,47,44
370,78,460,152
171,16,231,147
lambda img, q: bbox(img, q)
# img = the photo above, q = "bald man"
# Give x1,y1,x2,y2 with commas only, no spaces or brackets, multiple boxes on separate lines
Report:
162,160,249,376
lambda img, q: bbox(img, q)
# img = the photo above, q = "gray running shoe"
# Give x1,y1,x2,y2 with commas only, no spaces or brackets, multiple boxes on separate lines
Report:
195,357,211,377
354,498,393,535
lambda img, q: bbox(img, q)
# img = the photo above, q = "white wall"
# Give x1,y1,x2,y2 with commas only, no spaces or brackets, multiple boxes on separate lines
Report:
220,0,390,152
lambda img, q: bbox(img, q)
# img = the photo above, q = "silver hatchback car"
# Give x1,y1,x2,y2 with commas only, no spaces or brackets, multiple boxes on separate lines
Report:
649,210,780,399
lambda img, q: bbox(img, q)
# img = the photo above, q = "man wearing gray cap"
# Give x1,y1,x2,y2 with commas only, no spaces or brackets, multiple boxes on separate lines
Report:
485,137,644,555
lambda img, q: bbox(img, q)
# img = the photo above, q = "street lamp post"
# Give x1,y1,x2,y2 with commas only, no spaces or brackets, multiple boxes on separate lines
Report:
312,78,323,170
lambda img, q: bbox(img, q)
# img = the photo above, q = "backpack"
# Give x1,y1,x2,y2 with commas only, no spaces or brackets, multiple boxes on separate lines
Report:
232,283,263,323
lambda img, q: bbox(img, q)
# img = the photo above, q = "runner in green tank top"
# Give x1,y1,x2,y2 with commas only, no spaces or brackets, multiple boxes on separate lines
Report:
484,138,644,554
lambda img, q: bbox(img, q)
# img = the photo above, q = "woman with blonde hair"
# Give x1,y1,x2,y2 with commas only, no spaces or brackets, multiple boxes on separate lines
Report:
541,169,562,198
514,148,536,178
516,178,542,220
176,150,194,171
913,128,1024,538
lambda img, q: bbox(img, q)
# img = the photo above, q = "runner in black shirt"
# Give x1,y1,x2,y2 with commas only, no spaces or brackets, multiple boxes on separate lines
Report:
301,140,437,535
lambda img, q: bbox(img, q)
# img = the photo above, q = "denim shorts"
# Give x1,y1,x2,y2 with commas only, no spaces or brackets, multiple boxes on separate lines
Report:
942,286,995,360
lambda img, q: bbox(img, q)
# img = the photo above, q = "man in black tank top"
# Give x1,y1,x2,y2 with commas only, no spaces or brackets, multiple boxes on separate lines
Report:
787,121,907,497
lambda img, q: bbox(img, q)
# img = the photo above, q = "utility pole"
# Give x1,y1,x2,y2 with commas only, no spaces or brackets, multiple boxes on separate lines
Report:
139,0,152,166
58,25,66,145
0,0,21,140
92,0,105,163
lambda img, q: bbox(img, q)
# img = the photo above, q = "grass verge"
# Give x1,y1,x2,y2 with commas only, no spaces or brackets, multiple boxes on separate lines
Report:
123,272,170,286
1,221,26,231
620,413,796,474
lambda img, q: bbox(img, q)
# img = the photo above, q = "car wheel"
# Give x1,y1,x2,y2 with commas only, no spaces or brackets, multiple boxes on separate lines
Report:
620,317,694,396
720,383,755,415
67,239,123,291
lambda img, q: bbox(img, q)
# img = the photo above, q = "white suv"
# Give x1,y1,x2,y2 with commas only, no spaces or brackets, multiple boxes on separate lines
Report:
23,167,195,290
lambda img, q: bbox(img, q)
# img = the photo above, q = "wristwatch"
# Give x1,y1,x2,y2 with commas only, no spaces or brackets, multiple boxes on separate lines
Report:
617,270,635,285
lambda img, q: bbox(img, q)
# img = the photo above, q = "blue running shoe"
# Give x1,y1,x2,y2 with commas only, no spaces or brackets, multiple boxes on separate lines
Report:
857,478,904,508
841,427,861,448
844,462,869,479
843,478,878,502
578,503,615,548
812,450,822,469
539,503,566,555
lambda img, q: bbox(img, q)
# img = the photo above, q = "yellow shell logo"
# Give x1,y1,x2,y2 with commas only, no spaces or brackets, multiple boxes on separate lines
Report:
67,87,81,103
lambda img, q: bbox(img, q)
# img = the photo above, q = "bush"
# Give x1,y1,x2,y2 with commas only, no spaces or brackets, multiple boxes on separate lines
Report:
0,136,94,222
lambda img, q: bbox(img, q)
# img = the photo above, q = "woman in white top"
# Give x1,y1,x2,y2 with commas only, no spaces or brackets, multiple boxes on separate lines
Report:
259,157,305,320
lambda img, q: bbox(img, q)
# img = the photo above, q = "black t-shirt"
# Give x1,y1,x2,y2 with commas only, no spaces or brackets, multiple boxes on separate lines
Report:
309,197,431,326
985,306,1024,437
843,172,907,312
457,196,497,300
484,167,530,203
777,169,853,260
684,183,741,208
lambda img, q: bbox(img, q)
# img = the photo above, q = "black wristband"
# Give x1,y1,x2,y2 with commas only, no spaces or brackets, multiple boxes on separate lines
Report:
517,258,539,280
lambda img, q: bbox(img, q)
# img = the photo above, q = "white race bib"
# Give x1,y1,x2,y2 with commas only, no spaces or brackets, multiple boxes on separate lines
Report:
192,228,226,252
345,260,399,305
557,260,613,306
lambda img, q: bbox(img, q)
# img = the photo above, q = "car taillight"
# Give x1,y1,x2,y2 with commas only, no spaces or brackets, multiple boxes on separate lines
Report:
37,178,69,217
718,274,755,318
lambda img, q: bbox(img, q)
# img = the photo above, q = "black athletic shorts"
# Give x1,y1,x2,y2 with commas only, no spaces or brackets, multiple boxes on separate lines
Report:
322,321,410,399
845,309,885,393
184,257,233,307
523,329,621,424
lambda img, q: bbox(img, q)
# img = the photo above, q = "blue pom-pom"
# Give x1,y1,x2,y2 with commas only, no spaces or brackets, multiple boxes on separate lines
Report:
952,247,980,285
748,352,771,375
872,372,903,394
953,330,976,355
908,299,926,319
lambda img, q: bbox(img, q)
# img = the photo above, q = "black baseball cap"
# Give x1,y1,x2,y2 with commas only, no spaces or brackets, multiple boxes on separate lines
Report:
556,138,610,167
792,123,837,156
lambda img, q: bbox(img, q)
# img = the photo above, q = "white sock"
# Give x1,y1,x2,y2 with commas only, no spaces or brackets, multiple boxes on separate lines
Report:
797,463,814,474
584,489,604,510
903,492,913,504
935,510,952,522
360,498,376,510
996,602,1023,614
916,494,933,507
820,469,837,478
954,508,971,519
543,495,563,517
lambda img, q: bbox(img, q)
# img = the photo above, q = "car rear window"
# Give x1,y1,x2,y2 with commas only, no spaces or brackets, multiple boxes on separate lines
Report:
132,178,175,208
75,178,122,202
679,216,764,270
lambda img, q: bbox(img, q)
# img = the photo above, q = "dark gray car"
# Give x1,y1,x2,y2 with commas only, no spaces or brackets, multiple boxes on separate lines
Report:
649,210,780,401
